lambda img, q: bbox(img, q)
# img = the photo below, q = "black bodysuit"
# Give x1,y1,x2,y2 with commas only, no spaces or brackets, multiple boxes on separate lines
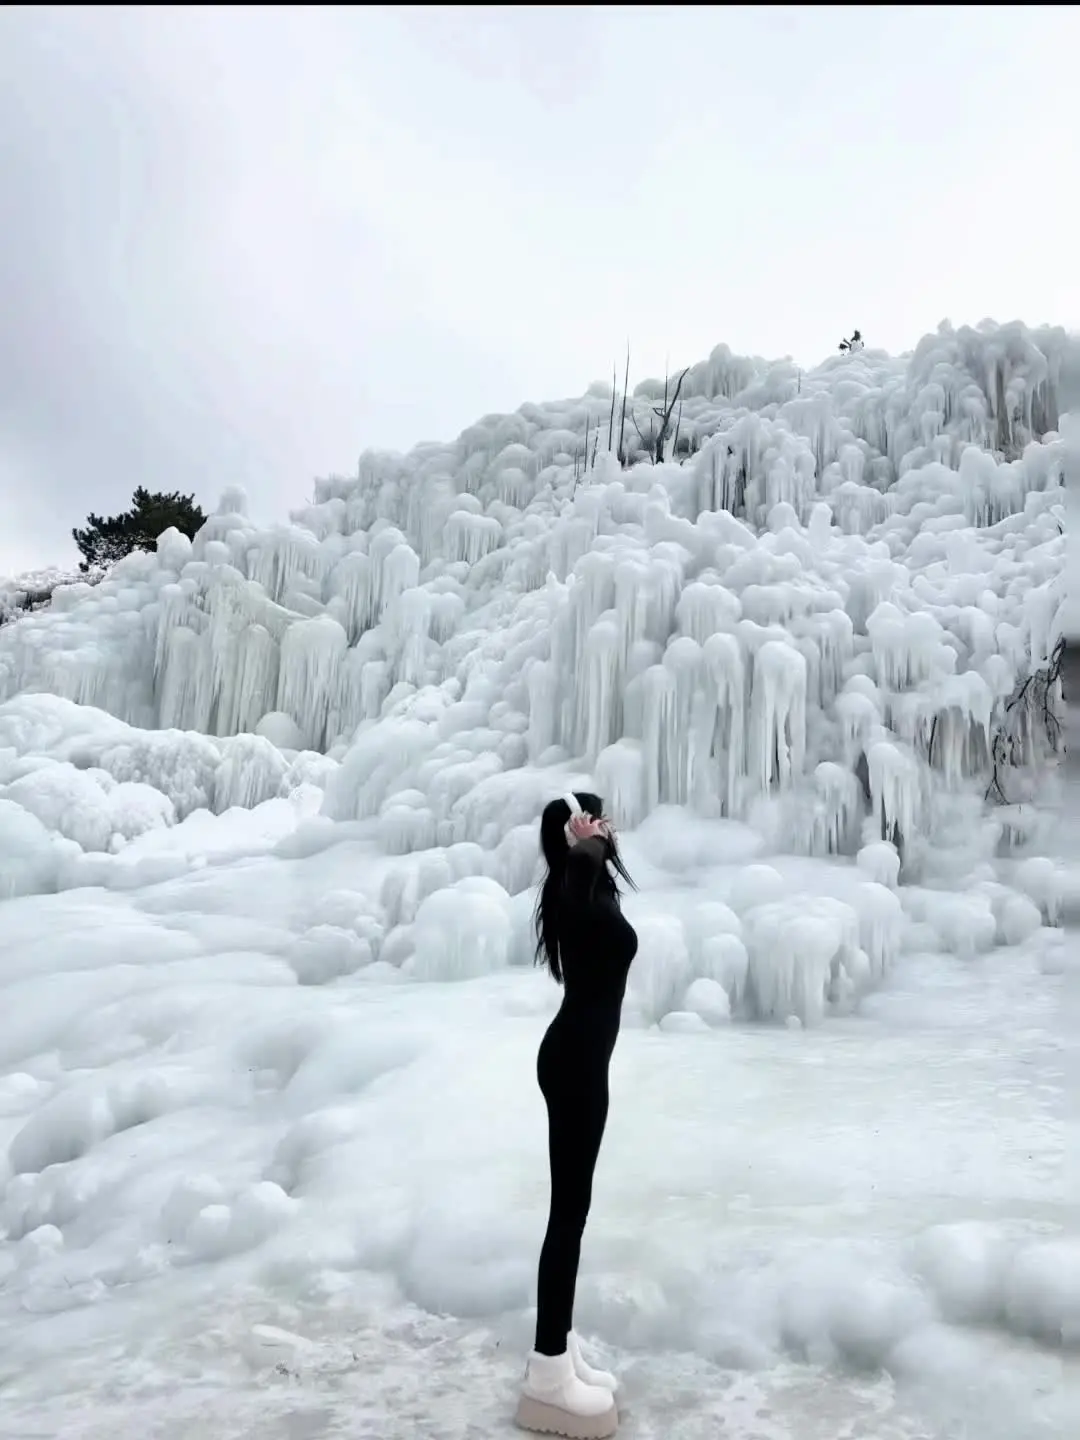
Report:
533,836,638,1357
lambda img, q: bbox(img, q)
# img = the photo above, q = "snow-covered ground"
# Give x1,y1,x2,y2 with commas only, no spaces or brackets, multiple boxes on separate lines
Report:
0,320,1076,1438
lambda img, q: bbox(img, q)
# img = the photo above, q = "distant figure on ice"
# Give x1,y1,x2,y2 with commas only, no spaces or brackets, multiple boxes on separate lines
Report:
515,792,637,1439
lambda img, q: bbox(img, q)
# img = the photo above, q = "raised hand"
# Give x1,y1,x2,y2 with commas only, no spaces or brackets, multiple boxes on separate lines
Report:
567,812,608,844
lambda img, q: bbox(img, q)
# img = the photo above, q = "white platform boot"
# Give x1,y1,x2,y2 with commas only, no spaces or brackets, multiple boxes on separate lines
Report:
515,1350,618,1438
568,1331,618,1394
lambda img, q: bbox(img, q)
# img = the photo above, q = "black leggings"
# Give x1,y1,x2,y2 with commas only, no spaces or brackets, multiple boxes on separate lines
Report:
533,1024,610,1357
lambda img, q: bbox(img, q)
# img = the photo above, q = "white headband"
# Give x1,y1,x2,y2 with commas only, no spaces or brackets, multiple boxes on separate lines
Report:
563,792,583,816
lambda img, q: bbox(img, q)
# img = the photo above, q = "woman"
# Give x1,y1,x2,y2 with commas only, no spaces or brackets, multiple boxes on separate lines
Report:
515,792,638,1439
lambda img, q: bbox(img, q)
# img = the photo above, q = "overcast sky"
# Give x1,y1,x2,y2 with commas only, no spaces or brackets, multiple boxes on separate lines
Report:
0,5,1075,576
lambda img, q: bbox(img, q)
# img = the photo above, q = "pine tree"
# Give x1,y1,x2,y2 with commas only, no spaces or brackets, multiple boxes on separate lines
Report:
72,487,206,573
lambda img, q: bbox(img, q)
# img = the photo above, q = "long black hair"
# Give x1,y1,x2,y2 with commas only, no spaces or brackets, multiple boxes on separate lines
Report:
533,791,636,983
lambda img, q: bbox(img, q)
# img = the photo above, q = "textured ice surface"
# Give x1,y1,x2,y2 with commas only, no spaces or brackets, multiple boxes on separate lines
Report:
0,836,1071,1439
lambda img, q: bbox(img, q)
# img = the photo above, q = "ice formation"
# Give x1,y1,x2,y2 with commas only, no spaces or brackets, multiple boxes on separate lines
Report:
0,318,1074,1440
0,565,83,627
0,317,1070,1024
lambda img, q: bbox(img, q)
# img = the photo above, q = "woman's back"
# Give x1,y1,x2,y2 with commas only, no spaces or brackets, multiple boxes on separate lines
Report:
555,835,638,1021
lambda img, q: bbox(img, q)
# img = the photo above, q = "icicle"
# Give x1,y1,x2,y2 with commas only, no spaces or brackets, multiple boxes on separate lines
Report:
157,626,211,733
429,590,465,645
360,660,391,722
201,569,277,735
378,796,439,856
577,616,623,762
660,636,702,804
834,686,881,765
802,608,854,710
222,624,279,736
321,718,439,822
639,664,679,812
851,882,902,979
213,734,289,811
444,511,504,566
385,588,434,690
551,551,616,711
275,616,348,750
866,740,921,850
690,631,744,816
495,466,531,509
867,602,954,691
812,761,862,854
376,538,421,624
525,659,559,762
742,898,850,1025
327,549,371,644
749,641,807,795
595,738,646,829
548,515,601,583
405,476,456,564
929,671,993,783
675,581,741,643
244,526,322,605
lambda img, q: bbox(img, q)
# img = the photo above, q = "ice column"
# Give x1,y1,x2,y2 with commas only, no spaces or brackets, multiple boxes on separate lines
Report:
749,641,807,794
276,615,349,749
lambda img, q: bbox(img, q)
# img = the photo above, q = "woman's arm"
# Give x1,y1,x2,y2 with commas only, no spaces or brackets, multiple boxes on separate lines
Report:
564,836,608,905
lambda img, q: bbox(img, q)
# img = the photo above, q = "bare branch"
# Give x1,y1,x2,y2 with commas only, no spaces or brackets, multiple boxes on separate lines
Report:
630,407,651,447
985,730,1011,805
617,343,630,467
653,366,689,462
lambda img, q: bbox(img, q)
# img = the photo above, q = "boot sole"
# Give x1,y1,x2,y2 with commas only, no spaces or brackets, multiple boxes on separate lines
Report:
514,1395,618,1438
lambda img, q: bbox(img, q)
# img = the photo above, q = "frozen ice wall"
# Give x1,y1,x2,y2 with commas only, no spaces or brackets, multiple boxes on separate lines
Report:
0,318,1069,919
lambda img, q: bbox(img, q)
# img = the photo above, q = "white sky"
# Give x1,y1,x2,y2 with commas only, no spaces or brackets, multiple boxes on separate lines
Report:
1,4,1076,575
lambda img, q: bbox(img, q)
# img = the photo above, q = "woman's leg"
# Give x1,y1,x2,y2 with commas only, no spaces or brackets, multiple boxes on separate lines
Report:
533,1070,609,1357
